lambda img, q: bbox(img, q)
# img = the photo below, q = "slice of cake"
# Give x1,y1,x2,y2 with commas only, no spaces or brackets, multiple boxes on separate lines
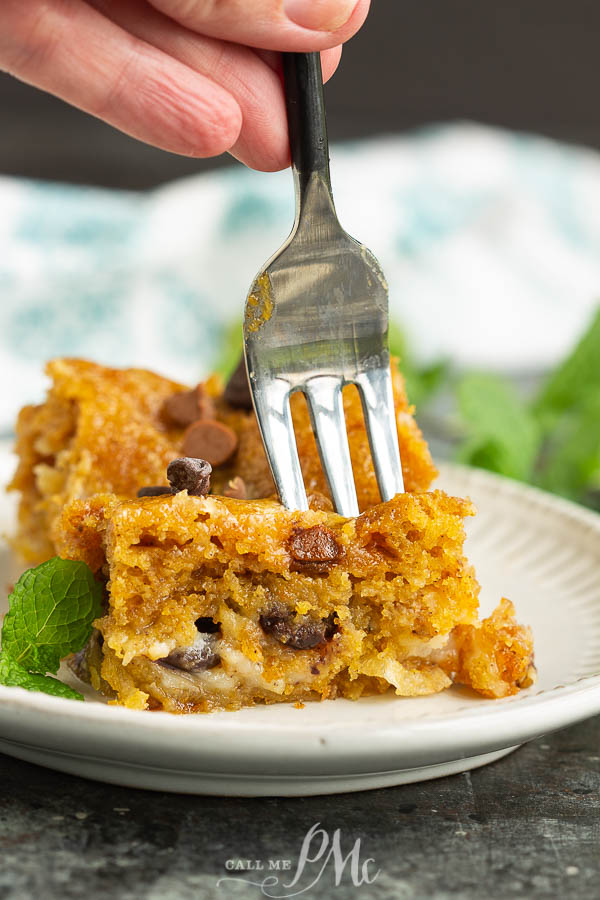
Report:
9,357,437,564
54,474,534,712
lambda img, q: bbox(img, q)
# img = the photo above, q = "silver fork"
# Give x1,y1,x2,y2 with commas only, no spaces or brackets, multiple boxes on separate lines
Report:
243,52,404,517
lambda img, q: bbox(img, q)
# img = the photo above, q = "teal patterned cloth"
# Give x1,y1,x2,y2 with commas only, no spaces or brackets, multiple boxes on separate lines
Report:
2,122,600,432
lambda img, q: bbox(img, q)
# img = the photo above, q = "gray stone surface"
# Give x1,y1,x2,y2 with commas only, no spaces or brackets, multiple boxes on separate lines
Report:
0,716,598,900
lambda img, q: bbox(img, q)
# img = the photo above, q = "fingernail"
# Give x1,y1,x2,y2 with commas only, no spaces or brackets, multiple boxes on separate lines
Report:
284,0,357,31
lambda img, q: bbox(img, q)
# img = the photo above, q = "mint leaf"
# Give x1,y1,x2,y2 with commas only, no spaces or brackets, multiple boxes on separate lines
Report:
0,655,83,701
456,373,541,481
1,558,103,676
404,359,449,409
534,307,600,425
530,308,600,503
388,320,447,409
535,391,600,501
213,318,243,379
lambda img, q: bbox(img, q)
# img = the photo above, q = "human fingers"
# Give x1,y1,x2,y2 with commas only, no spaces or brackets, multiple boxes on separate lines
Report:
0,0,242,157
148,0,370,52
90,0,288,170
90,0,344,170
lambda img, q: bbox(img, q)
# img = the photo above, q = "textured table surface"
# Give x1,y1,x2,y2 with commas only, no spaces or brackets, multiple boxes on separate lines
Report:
0,714,598,900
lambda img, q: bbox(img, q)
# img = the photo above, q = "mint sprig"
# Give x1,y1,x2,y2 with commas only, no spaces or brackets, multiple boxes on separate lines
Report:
0,655,85,701
535,391,600,502
0,558,103,701
534,307,600,425
388,321,450,408
453,306,600,509
213,318,243,379
456,373,541,482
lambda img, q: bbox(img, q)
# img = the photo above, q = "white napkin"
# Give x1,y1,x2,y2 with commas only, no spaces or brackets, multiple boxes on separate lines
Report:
2,121,600,432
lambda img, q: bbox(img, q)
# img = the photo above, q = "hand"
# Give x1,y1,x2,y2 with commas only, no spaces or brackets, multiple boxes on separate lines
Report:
0,0,369,170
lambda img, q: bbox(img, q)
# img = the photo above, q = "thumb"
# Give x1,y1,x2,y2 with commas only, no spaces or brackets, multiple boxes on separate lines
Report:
148,0,370,51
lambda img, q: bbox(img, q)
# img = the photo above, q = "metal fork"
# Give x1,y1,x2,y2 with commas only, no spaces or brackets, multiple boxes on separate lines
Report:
243,52,404,517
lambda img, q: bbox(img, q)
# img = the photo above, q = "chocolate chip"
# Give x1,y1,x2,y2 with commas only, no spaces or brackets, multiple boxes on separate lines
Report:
167,457,212,496
289,623,331,649
182,420,238,467
137,485,174,498
288,525,341,572
195,616,221,634
259,606,339,650
195,384,216,420
223,476,247,500
323,612,339,640
158,634,220,672
223,357,253,410
162,389,197,427
259,613,292,644
162,383,215,428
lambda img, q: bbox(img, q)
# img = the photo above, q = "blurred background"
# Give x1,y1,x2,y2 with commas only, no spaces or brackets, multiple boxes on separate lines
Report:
1,0,600,505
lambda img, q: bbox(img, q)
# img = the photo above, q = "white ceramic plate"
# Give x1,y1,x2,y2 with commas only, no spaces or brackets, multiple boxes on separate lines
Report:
1,447,600,796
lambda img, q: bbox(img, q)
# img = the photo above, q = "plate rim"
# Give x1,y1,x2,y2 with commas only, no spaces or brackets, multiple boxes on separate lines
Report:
1,460,600,773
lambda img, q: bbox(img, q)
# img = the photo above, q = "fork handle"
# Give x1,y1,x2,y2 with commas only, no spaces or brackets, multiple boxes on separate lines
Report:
282,52,333,199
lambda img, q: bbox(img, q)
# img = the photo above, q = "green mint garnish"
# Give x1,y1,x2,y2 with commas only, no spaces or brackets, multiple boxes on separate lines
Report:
0,655,85,701
456,373,541,483
0,558,103,701
213,318,243,379
452,306,600,508
534,391,600,502
388,303,600,509
388,320,450,408
534,307,600,425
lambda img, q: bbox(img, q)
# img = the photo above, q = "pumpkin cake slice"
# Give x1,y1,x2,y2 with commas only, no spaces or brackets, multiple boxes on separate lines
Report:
53,467,535,713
